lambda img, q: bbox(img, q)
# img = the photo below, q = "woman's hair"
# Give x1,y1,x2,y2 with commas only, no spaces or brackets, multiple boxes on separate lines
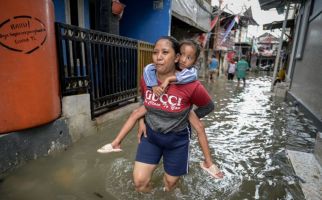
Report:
179,39,201,59
155,36,180,54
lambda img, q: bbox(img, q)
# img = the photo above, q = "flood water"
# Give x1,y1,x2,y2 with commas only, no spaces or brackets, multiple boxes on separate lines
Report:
0,72,317,200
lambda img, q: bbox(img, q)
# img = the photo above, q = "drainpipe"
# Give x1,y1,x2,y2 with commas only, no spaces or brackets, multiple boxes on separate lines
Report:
271,1,290,91
238,26,242,60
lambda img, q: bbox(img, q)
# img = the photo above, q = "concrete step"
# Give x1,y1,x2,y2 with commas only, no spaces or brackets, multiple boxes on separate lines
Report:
287,150,322,200
315,132,322,167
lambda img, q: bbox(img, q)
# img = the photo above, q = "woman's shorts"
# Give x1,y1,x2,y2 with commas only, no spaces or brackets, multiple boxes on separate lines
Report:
135,125,190,176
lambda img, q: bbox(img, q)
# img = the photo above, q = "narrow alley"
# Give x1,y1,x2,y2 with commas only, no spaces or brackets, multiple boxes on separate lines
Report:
0,72,316,200
1,0,322,199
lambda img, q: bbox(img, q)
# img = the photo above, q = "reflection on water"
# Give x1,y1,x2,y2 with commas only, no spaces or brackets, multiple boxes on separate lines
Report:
0,72,317,200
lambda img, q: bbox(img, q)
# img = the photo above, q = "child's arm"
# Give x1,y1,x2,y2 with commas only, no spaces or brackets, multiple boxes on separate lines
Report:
188,111,213,168
175,67,198,84
159,75,177,91
110,105,147,148
143,63,158,89
144,63,165,96
159,67,198,91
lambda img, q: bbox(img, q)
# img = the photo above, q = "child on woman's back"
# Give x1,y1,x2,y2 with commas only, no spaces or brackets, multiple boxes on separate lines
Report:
97,39,224,179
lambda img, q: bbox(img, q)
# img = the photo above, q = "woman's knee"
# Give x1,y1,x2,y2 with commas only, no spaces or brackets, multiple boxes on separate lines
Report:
133,162,155,192
133,175,147,186
163,174,179,191
164,178,176,187
133,174,150,191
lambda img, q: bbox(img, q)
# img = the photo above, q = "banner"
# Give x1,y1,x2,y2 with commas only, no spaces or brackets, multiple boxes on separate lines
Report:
220,15,239,45
210,16,219,31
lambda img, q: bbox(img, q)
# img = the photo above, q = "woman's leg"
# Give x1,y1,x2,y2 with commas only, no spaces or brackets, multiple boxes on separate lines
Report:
133,161,157,192
163,173,180,191
162,129,190,190
134,125,162,192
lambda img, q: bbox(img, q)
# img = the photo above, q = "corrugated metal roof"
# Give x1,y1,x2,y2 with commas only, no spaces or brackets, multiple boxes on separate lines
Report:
258,0,302,10
263,19,294,30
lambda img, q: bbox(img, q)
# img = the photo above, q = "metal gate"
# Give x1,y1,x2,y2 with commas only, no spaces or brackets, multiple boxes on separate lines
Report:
56,23,139,118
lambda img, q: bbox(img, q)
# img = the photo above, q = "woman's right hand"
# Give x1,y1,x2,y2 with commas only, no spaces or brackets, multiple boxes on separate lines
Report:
137,118,147,143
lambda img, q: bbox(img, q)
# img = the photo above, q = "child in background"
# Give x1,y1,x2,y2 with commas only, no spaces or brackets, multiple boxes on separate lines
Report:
208,55,218,80
97,39,224,179
227,58,236,80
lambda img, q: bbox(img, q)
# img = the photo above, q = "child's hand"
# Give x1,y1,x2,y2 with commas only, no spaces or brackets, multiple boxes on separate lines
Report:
159,78,171,93
152,86,164,96
160,81,169,92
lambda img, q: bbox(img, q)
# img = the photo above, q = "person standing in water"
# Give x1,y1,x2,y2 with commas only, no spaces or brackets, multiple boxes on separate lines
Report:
97,39,224,186
236,56,249,86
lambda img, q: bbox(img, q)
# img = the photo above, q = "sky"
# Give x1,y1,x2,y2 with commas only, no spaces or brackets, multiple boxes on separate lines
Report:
211,0,285,37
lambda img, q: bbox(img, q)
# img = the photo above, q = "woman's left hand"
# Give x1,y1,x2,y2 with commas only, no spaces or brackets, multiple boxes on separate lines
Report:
137,118,147,143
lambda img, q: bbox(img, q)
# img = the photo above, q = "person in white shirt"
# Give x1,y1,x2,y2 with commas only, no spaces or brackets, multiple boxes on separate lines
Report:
227,59,236,80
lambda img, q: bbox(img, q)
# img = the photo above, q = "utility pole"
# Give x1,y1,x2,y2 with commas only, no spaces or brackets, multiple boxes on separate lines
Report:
238,25,242,60
271,1,290,91
213,0,223,51
213,0,223,75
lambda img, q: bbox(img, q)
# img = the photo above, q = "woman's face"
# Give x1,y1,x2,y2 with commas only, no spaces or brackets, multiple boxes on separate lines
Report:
152,39,179,75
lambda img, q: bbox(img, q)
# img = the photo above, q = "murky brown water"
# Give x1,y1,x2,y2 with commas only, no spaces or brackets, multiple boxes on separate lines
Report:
0,72,317,200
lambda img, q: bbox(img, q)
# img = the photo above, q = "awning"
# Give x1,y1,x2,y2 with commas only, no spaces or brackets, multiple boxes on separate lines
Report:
172,0,212,32
240,16,259,26
234,42,252,47
258,0,302,11
263,19,295,30
258,0,285,10
171,15,207,33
